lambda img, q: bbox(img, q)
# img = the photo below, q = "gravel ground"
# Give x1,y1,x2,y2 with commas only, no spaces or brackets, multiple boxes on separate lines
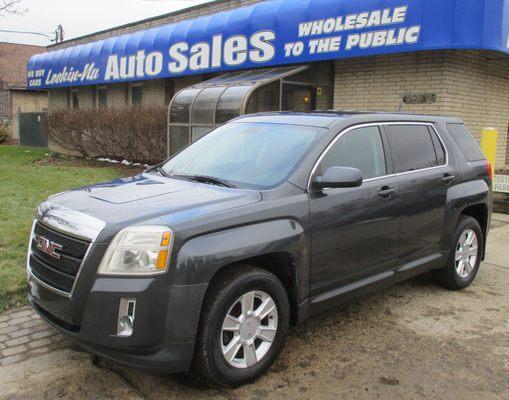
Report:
1,216,508,400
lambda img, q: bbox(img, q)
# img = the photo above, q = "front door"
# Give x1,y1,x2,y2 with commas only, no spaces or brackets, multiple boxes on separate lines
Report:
309,125,401,296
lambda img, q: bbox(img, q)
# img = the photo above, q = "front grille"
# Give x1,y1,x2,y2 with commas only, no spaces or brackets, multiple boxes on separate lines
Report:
29,221,91,294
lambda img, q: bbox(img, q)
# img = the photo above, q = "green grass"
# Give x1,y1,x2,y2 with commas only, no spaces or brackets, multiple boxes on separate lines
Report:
0,146,121,312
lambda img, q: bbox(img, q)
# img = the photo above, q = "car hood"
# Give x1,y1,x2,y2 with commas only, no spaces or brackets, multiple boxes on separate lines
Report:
41,173,262,239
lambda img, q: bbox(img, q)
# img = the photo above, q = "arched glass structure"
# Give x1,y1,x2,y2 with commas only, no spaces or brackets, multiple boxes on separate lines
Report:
167,65,320,156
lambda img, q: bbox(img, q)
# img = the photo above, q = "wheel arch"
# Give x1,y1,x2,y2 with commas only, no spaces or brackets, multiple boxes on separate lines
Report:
169,219,310,328
459,203,489,259
202,253,301,325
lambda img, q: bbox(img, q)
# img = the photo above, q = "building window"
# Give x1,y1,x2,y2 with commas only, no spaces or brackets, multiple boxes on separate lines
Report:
71,89,79,109
130,84,143,106
97,87,107,108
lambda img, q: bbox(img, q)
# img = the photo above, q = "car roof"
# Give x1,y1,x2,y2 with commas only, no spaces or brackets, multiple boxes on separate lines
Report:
232,111,464,128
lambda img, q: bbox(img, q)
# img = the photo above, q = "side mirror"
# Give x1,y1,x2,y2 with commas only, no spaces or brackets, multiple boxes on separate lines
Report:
312,166,363,190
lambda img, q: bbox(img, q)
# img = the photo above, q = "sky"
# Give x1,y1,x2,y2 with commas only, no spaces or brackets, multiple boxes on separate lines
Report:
0,0,214,47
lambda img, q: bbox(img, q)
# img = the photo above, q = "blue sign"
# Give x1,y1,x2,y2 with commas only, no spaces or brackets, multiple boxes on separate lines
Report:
27,0,509,89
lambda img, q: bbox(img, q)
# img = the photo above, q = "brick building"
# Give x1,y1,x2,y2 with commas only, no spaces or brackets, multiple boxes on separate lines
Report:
0,42,48,141
27,0,509,170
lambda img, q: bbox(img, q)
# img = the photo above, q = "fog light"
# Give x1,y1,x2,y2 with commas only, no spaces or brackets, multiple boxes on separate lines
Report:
117,298,136,337
119,315,133,330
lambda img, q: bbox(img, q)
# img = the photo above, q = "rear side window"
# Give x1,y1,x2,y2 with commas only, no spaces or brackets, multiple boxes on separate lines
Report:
447,124,485,161
385,125,439,173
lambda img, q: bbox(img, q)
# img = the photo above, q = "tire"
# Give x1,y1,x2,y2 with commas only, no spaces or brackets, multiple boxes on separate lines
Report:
193,264,290,387
432,216,483,290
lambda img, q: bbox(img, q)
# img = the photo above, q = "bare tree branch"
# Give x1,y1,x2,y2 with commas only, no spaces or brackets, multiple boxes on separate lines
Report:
0,0,27,16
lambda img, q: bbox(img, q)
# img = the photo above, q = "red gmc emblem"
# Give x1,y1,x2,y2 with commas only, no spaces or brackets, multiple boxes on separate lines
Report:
34,234,63,260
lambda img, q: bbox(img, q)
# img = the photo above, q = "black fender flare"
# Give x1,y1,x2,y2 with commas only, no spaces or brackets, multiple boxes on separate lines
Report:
443,180,490,255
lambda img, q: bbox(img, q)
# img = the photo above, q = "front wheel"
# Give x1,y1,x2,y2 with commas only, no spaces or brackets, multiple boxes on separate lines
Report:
432,216,483,290
193,265,290,387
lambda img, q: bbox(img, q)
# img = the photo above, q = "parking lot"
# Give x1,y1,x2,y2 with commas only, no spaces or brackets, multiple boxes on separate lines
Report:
1,214,508,400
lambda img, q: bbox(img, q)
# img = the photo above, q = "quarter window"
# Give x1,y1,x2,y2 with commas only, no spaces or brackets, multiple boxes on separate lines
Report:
385,125,439,173
447,123,485,162
319,126,387,180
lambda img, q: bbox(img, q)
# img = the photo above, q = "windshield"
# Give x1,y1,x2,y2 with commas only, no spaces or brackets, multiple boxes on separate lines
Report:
161,122,324,189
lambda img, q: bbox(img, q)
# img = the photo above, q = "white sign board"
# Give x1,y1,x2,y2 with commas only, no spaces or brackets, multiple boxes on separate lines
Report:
494,174,509,193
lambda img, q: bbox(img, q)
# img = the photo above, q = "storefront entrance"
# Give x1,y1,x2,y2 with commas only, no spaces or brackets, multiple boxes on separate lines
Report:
282,84,315,112
167,63,333,156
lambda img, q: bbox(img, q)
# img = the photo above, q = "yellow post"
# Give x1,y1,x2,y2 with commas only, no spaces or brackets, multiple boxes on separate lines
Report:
481,128,498,178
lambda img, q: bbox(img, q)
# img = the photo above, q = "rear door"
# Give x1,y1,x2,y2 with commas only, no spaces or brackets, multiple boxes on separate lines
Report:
309,124,401,296
383,123,453,264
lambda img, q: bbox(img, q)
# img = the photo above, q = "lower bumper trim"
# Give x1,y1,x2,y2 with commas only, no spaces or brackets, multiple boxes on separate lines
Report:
29,297,195,373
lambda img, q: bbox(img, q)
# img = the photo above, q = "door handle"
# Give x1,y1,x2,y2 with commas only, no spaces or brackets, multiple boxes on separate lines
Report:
441,174,455,184
378,186,396,198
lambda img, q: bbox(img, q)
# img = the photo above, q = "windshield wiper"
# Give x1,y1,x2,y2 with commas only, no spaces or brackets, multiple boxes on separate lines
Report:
173,174,235,188
156,166,170,177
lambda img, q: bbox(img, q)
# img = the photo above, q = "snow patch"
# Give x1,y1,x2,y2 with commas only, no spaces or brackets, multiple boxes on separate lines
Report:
96,157,150,168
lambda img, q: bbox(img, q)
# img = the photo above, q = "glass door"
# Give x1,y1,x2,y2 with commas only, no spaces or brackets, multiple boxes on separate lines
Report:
282,84,315,112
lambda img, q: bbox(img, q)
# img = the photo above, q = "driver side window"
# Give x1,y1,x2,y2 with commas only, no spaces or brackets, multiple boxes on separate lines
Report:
319,126,387,180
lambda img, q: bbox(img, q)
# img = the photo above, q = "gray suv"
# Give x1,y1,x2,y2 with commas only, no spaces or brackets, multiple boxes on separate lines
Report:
27,112,492,386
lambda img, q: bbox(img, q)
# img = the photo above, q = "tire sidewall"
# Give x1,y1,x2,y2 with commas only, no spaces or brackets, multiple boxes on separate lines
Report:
449,217,483,288
207,273,290,386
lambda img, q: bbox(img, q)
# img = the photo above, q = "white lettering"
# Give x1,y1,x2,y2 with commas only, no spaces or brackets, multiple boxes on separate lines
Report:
309,37,341,54
105,55,120,80
392,6,408,24
189,42,210,70
168,42,189,73
284,41,304,57
298,22,313,37
136,51,145,77
311,20,324,35
224,35,247,66
249,31,275,62
381,8,393,25
323,18,336,34
344,14,356,30
119,55,136,79
367,11,381,27
346,34,360,50
372,31,387,47
345,26,422,51
355,12,369,29
211,35,222,68
145,52,163,76
298,6,410,37
405,26,421,44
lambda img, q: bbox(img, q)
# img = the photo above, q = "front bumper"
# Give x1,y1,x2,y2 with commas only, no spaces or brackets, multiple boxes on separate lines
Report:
28,272,209,373
29,296,195,372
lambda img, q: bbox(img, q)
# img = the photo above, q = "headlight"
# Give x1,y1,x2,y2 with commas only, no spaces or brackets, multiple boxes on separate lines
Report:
98,226,173,275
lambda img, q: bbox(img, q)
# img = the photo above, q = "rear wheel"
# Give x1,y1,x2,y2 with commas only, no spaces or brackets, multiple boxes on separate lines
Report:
193,265,290,387
432,216,483,290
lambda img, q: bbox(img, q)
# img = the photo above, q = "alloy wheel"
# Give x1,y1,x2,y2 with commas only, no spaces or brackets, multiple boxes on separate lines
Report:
455,228,478,279
220,290,278,369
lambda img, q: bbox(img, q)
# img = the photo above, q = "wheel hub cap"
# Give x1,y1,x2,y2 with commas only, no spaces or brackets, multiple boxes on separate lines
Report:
220,290,278,369
240,316,259,340
455,228,478,279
